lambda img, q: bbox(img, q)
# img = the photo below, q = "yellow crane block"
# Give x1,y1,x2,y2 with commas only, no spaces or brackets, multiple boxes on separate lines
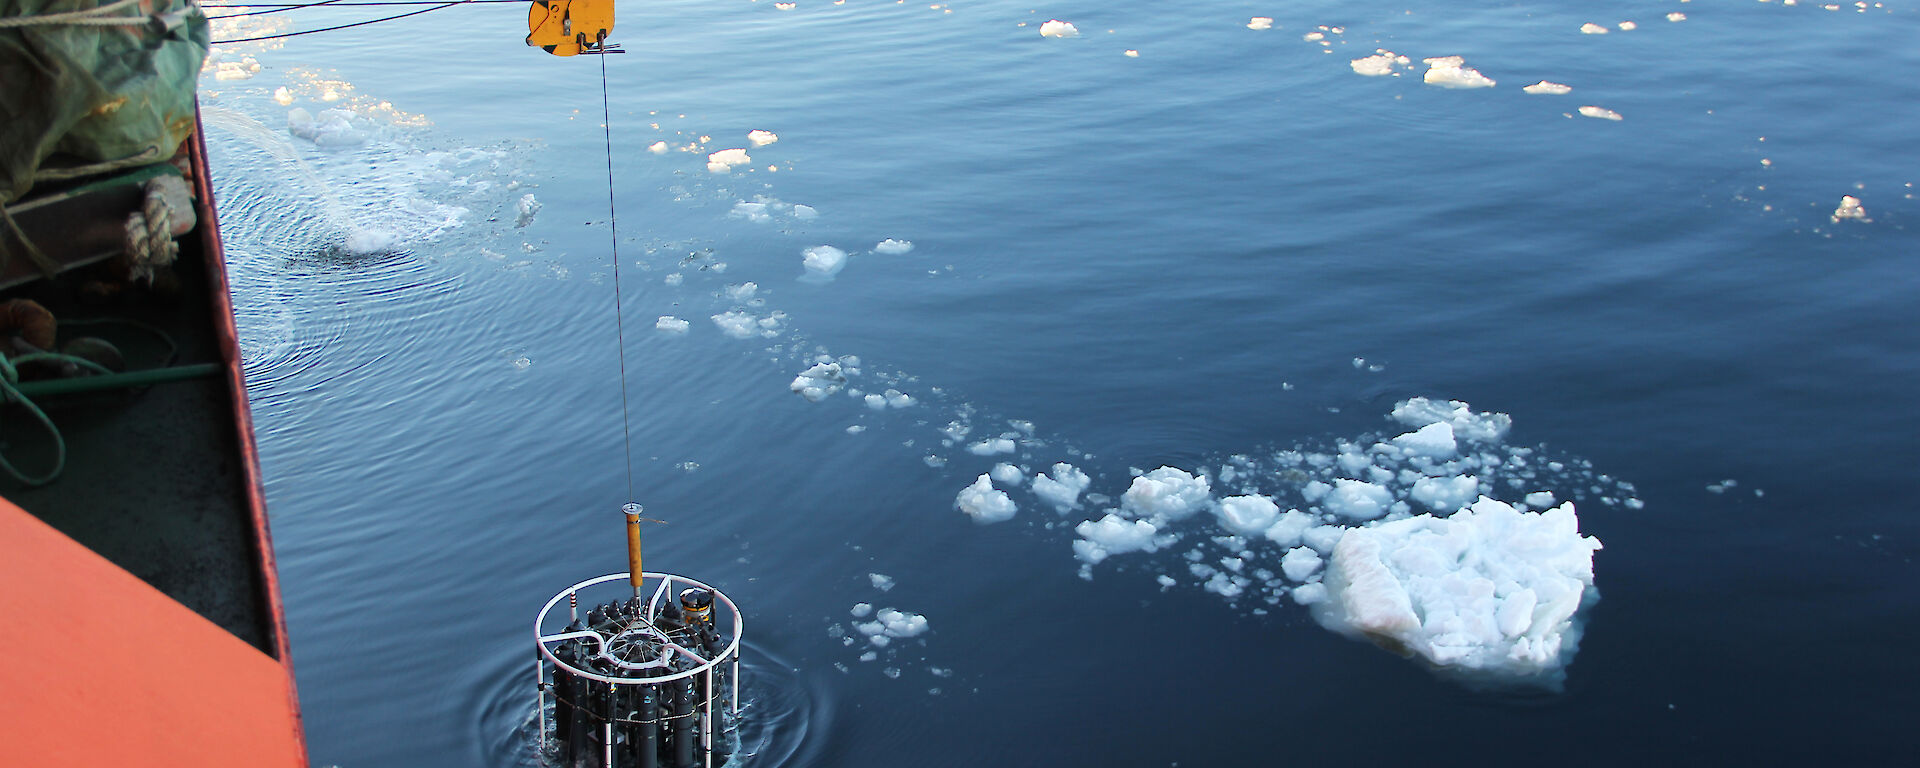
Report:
527,0,615,56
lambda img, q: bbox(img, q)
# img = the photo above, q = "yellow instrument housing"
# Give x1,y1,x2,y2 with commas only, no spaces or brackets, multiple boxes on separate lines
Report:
526,0,615,57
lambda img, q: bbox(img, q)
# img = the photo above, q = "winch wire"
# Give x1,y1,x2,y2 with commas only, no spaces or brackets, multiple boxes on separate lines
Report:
599,41,635,502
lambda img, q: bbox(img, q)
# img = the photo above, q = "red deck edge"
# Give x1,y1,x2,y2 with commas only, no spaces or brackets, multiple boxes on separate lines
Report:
190,100,311,763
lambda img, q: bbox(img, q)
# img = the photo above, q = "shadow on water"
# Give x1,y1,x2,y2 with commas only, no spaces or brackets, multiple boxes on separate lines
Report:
470,640,829,768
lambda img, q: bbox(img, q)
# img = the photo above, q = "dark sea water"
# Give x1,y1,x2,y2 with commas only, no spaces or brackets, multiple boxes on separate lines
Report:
201,2,1918,766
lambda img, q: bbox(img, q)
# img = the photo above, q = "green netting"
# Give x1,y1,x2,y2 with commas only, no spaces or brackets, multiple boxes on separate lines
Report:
0,0,208,205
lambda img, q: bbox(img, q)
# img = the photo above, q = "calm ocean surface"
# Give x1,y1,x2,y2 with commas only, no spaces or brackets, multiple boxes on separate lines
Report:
201,2,1917,765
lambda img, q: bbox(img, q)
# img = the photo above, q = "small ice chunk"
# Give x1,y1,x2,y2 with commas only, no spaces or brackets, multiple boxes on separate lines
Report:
790,362,847,402
1322,479,1393,521
1524,491,1556,508
724,282,759,301
1292,582,1328,605
1392,422,1458,459
791,204,818,220
1214,495,1281,537
1121,467,1213,520
1579,105,1624,121
1072,514,1163,563
655,316,691,334
1423,56,1496,89
273,86,294,105
1350,53,1397,76
286,108,367,147
748,129,779,146
1523,81,1573,95
730,201,771,222
1039,19,1079,38
1247,17,1273,30
1617,21,1637,31
991,463,1024,485
884,389,915,408
707,148,751,173
956,474,1018,523
864,393,889,410
1390,398,1512,442
1316,498,1604,678
711,311,759,339
1281,546,1325,582
647,141,669,154
873,608,928,638
1411,475,1480,513
874,239,915,255
802,245,849,279
851,603,873,618
869,573,895,591
968,438,1017,456
1262,509,1317,548
1667,12,1687,22
1580,22,1609,34
1302,524,1346,553
1032,463,1092,512
514,194,542,228
1831,195,1870,223
213,61,254,81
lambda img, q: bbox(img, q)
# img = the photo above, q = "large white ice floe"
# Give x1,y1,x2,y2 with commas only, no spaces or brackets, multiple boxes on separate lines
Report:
1315,497,1602,679
789,362,847,402
1031,463,1092,512
1072,514,1167,564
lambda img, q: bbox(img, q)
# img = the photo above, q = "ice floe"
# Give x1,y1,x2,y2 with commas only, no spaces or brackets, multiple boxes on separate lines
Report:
1032,463,1091,512
747,129,779,146
1422,56,1495,89
1579,22,1609,34
1121,467,1212,520
956,474,1018,523
1831,195,1870,223
1316,498,1602,678
655,316,690,334
1523,81,1573,95
802,245,848,279
1039,20,1078,38
1578,105,1624,121
1350,50,1410,77
874,239,915,255
790,361,847,402
706,148,751,173
1247,17,1274,31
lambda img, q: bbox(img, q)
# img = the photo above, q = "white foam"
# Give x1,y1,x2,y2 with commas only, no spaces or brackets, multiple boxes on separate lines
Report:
956,474,1018,523
1316,498,1602,679
1032,463,1092,512
874,239,914,255
802,245,849,279
790,362,847,402
1039,19,1079,38
1422,56,1496,89
1579,105,1624,121
747,129,779,146
655,316,690,334
286,108,368,147
1121,467,1213,520
1072,514,1165,563
1214,495,1281,537
730,201,772,222
1523,81,1573,95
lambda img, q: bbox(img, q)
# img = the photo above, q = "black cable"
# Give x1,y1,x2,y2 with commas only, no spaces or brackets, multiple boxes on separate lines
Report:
598,37,636,503
204,0,344,21
209,0,463,43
